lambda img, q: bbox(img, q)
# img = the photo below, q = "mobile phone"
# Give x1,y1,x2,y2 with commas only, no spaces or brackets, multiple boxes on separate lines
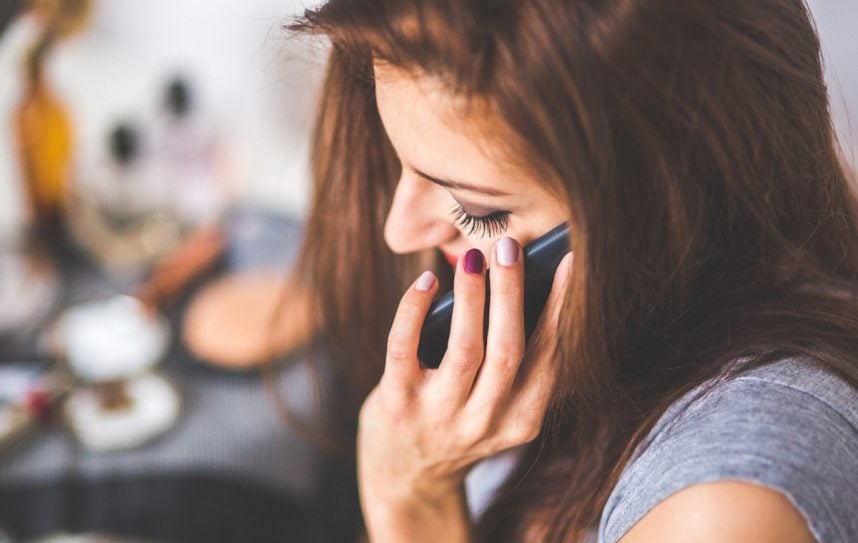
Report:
417,223,571,368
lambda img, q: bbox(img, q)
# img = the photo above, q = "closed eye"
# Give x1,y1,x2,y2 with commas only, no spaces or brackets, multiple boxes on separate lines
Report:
449,203,511,238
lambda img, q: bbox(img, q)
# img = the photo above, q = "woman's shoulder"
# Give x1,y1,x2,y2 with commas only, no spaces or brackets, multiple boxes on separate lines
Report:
598,355,858,543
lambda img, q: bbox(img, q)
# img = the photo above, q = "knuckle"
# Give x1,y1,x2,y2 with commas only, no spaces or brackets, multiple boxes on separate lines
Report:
386,336,413,362
444,343,484,367
491,275,522,298
454,290,484,312
444,362,479,387
505,420,541,446
517,424,541,443
489,357,522,387
460,416,493,446
494,402,548,447
376,383,413,416
519,404,547,437
491,338,524,363
396,297,423,323
466,400,501,428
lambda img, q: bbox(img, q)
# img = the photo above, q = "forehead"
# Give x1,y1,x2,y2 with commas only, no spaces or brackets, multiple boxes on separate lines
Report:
373,62,482,141
373,61,518,184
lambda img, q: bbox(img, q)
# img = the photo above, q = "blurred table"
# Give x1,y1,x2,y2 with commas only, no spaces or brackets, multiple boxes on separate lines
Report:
0,211,357,542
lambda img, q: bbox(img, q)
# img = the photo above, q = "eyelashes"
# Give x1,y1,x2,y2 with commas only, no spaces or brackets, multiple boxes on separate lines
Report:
449,203,511,238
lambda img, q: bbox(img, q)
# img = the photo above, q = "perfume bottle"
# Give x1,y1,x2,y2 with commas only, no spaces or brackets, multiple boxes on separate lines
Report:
153,76,227,228
66,121,182,276
13,0,93,244
14,34,73,243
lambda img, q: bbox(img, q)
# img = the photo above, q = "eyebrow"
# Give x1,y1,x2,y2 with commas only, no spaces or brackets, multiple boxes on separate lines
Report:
413,168,512,197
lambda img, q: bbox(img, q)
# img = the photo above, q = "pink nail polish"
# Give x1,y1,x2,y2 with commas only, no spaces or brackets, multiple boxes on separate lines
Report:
496,237,519,266
415,271,436,291
463,249,484,274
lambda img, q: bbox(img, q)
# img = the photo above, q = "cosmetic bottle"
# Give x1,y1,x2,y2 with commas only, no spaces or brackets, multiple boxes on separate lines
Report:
152,76,228,228
66,121,181,277
14,35,73,244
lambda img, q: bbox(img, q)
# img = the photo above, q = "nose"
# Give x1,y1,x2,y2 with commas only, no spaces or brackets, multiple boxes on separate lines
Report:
384,174,459,254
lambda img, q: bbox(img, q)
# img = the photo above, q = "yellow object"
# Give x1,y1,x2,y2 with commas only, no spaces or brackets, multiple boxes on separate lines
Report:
32,0,93,38
15,39,74,230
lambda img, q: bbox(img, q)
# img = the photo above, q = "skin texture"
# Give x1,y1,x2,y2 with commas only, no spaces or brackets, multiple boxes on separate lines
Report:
619,481,815,543
374,61,569,262
362,63,817,542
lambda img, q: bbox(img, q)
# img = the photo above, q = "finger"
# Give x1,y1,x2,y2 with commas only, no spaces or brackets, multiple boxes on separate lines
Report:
515,250,573,390
494,360,556,447
495,251,573,446
541,251,573,334
384,270,439,390
469,236,525,409
435,248,487,403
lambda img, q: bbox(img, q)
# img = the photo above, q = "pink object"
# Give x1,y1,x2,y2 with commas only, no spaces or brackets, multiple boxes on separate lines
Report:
415,271,436,292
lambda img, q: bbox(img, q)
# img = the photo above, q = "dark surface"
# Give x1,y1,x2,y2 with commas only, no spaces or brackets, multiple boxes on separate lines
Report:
0,0,24,38
0,209,364,543
0,473,322,543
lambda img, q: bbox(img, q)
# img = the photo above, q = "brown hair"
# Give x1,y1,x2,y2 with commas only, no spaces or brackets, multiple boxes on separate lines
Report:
280,0,858,540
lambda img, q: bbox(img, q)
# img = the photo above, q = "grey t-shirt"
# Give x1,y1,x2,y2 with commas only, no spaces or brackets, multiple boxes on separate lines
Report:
598,356,858,543
467,356,858,542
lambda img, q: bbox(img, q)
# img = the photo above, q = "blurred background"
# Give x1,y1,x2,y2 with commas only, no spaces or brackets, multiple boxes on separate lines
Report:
0,1,855,542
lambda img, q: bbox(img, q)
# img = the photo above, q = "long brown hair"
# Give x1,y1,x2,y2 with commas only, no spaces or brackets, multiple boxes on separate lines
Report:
280,0,858,540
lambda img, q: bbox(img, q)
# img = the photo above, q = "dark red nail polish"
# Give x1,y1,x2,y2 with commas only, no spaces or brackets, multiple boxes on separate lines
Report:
463,249,484,274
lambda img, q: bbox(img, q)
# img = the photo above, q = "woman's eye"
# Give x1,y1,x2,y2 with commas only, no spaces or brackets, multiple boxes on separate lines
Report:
449,203,511,238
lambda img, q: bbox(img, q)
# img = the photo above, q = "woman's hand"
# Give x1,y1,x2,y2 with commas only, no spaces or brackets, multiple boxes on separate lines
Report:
357,236,573,541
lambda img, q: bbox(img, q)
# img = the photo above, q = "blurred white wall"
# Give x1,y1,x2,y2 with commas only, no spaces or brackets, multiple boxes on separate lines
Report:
0,0,326,240
0,1,855,241
808,0,858,168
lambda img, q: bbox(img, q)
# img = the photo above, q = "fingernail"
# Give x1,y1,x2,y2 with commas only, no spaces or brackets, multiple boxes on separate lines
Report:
415,270,436,291
496,237,519,267
463,248,484,274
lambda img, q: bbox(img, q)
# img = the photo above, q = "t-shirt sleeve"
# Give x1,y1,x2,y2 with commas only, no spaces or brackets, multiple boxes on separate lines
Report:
598,362,858,543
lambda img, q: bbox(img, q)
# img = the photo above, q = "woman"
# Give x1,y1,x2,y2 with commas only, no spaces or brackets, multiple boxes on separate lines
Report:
276,0,858,541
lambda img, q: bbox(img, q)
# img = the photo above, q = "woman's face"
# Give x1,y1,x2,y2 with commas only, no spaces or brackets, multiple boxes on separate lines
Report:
374,62,569,267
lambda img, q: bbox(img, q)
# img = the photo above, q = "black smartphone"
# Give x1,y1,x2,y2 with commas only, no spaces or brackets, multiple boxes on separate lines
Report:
417,223,571,368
